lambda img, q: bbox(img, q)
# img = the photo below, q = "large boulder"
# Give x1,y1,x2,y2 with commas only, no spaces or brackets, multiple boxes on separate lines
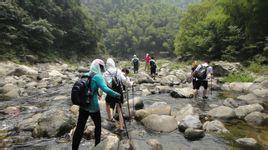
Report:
237,94,260,104
222,82,253,92
160,75,180,85
155,86,172,93
8,65,38,77
212,61,242,77
236,138,257,147
33,109,75,137
170,69,187,81
141,114,177,132
244,111,265,126
223,98,240,108
135,72,154,84
1,83,18,93
170,88,194,98
172,104,195,124
135,110,151,121
4,89,20,99
203,120,229,133
48,70,67,78
123,97,144,110
178,115,202,131
207,106,236,120
19,113,42,131
146,102,172,115
234,104,264,118
184,128,205,140
92,135,119,150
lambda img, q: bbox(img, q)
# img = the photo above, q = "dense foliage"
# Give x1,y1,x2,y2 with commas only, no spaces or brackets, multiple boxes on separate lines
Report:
174,0,268,63
0,0,101,60
81,0,193,57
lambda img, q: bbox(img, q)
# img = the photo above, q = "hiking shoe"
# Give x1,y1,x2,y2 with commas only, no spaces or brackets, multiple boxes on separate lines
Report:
114,128,125,134
202,96,208,99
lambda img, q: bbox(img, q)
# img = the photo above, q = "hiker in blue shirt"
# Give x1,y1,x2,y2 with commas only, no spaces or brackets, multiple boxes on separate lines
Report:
72,59,121,150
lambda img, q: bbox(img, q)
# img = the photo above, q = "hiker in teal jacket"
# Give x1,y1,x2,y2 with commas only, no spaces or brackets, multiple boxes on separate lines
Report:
72,59,120,150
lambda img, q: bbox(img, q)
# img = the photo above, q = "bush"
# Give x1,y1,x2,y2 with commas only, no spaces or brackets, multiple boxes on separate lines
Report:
223,72,254,83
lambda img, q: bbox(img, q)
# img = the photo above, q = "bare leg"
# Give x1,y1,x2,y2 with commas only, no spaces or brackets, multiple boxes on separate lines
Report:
116,104,124,130
106,103,112,120
193,89,198,99
203,89,207,97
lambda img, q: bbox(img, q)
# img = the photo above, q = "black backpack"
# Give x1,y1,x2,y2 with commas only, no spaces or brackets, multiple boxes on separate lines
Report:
150,60,156,68
133,58,139,66
195,65,209,80
108,70,124,102
71,72,95,107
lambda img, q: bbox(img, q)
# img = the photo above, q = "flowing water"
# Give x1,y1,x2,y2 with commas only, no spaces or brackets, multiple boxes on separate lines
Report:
1,84,267,150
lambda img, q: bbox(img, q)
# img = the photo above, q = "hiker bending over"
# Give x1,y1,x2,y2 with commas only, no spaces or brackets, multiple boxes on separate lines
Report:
131,55,139,73
72,59,121,150
192,60,213,99
104,58,132,132
150,57,157,79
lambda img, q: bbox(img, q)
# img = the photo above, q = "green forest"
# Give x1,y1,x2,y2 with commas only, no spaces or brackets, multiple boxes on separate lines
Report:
0,0,267,64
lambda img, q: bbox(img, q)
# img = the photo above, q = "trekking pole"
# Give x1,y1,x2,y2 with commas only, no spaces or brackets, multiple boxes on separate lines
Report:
132,85,135,113
210,77,213,96
118,103,129,139
126,88,131,123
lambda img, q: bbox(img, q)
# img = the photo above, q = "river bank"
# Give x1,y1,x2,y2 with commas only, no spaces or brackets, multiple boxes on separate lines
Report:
0,60,267,149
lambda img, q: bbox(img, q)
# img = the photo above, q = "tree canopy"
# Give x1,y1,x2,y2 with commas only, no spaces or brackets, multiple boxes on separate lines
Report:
174,0,268,63
0,0,101,60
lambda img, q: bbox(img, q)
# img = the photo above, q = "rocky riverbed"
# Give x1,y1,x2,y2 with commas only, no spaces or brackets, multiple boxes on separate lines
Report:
0,60,267,150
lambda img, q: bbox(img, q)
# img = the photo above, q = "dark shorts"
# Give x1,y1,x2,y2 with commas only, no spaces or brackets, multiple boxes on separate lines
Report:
105,95,123,109
151,67,156,75
193,80,208,90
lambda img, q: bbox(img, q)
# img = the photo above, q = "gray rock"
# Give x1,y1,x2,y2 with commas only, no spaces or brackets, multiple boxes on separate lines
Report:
8,65,38,77
1,83,18,93
161,75,180,85
155,86,172,93
237,93,260,104
19,113,42,131
244,111,264,126
135,72,154,84
184,128,205,140
212,61,242,77
25,55,39,64
236,138,257,147
173,104,195,123
208,106,235,119
222,82,253,92
135,109,151,121
123,97,144,110
77,66,89,73
141,114,177,132
4,89,20,99
223,98,240,108
234,104,264,118
170,88,194,98
203,120,229,133
92,135,119,150
33,109,75,137
145,102,171,115
146,139,163,150
178,115,202,131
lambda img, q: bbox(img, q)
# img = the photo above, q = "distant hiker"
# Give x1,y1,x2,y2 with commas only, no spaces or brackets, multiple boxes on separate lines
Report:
72,59,121,149
131,55,139,73
144,53,151,72
150,57,157,79
104,58,132,132
192,60,213,99
191,61,198,89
